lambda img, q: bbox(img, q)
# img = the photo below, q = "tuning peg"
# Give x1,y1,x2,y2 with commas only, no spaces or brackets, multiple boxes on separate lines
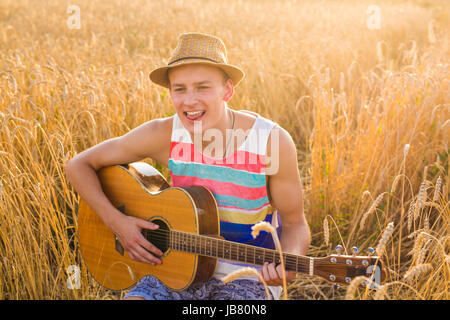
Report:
367,247,375,256
335,244,343,255
351,246,358,256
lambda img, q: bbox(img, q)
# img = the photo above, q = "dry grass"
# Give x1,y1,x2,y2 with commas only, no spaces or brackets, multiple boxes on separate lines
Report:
0,0,448,299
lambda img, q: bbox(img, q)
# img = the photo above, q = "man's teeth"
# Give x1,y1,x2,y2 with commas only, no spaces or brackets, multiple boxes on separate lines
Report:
186,111,203,116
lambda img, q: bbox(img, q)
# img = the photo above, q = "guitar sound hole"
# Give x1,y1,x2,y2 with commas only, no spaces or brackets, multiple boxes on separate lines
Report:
142,218,170,257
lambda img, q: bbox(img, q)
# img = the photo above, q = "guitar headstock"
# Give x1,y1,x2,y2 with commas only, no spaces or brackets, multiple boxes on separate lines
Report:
313,246,387,287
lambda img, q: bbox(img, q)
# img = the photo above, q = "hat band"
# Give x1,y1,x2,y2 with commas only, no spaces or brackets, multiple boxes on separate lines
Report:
168,56,220,65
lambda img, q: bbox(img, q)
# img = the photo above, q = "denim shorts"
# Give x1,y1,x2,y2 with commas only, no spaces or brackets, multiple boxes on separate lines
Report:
123,275,271,300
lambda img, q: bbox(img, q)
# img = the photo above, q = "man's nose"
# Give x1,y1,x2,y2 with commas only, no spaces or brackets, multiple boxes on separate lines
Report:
183,90,199,105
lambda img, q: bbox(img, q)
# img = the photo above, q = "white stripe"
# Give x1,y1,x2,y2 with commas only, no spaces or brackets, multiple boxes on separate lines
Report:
309,257,314,276
239,118,276,155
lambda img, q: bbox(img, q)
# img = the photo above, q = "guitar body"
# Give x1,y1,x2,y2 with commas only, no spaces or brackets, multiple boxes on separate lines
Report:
78,162,387,292
77,162,220,291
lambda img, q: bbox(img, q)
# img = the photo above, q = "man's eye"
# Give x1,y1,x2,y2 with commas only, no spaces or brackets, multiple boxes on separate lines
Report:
173,87,208,92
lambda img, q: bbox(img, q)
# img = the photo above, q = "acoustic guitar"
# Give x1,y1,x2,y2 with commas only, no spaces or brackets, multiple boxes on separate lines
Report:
77,162,386,291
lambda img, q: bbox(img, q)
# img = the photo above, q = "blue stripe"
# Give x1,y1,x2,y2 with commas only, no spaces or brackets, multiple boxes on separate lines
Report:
213,193,270,210
219,214,280,249
169,159,266,188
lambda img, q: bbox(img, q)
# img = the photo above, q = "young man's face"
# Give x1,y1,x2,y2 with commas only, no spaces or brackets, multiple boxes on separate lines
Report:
168,63,233,133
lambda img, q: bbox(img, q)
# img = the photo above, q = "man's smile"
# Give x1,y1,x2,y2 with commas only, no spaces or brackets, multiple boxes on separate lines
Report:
184,110,206,121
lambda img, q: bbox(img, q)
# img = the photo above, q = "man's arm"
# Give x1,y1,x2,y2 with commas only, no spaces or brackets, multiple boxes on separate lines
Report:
65,117,171,265
261,126,311,286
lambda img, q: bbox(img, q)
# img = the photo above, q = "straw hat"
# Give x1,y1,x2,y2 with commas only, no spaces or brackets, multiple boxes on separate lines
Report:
149,32,245,89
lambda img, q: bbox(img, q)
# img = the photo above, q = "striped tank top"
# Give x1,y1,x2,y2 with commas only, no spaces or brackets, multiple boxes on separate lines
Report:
168,108,281,247
168,108,283,298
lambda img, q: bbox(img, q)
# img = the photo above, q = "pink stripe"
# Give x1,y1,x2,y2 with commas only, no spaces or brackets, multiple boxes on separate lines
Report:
172,175,268,200
170,142,266,173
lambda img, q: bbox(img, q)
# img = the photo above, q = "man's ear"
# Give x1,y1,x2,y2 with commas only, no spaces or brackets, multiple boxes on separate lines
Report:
222,79,234,102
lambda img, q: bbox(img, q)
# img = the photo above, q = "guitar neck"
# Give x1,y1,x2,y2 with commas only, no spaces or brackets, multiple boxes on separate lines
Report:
168,230,312,275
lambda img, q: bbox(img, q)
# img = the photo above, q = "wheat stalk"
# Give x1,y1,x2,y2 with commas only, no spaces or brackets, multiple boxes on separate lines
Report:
417,239,432,265
403,264,432,282
376,222,394,256
423,201,442,211
373,284,390,300
361,190,371,200
414,180,427,220
407,199,416,232
323,216,329,246
345,276,368,300
403,143,410,157
409,231,427,262
433,176,442,203
424,213,430,233
407,228,426,240
360,192,387,230
251,221,287,300
390,174,403,194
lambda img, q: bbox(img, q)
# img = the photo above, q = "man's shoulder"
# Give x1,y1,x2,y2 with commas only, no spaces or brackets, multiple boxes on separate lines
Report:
125,115,174,150
236,109,258,119
267,124,294,149
139,115,174,133
122,115,174,165
236,109,280,129
266,122,296,176
234,108,292,152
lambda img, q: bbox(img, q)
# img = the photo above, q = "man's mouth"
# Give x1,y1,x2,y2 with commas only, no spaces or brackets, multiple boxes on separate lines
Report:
184,111,206,121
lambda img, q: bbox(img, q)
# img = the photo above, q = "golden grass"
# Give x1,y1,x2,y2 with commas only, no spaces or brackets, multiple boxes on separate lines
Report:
0,0,448,299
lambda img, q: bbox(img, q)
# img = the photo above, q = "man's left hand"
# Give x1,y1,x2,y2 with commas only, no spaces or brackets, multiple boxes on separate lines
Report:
259,262,296,286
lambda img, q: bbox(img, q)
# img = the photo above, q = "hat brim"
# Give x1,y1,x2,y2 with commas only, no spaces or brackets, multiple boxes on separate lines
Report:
149,59,245,89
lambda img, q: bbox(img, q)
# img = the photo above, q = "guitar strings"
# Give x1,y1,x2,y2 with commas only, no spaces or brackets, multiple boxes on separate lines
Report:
141,229,370,271
139,229,313,272
144,229,310,270
142,234,311,271
143,229,362,269
145,229,375,264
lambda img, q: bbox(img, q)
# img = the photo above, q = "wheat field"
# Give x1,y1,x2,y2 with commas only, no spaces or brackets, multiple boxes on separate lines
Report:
0,0,448,300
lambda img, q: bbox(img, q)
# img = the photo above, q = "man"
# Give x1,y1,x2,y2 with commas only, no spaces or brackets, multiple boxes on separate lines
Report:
65,32,310,300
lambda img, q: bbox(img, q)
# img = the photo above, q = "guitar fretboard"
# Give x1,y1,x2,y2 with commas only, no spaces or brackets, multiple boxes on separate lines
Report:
146,229,311,274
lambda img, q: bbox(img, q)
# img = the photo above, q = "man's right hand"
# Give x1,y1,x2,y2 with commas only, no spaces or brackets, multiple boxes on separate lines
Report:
64,118,172,266
109,213,163,265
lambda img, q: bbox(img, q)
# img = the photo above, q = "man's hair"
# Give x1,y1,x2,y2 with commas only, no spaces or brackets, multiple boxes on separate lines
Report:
218,68,230,85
